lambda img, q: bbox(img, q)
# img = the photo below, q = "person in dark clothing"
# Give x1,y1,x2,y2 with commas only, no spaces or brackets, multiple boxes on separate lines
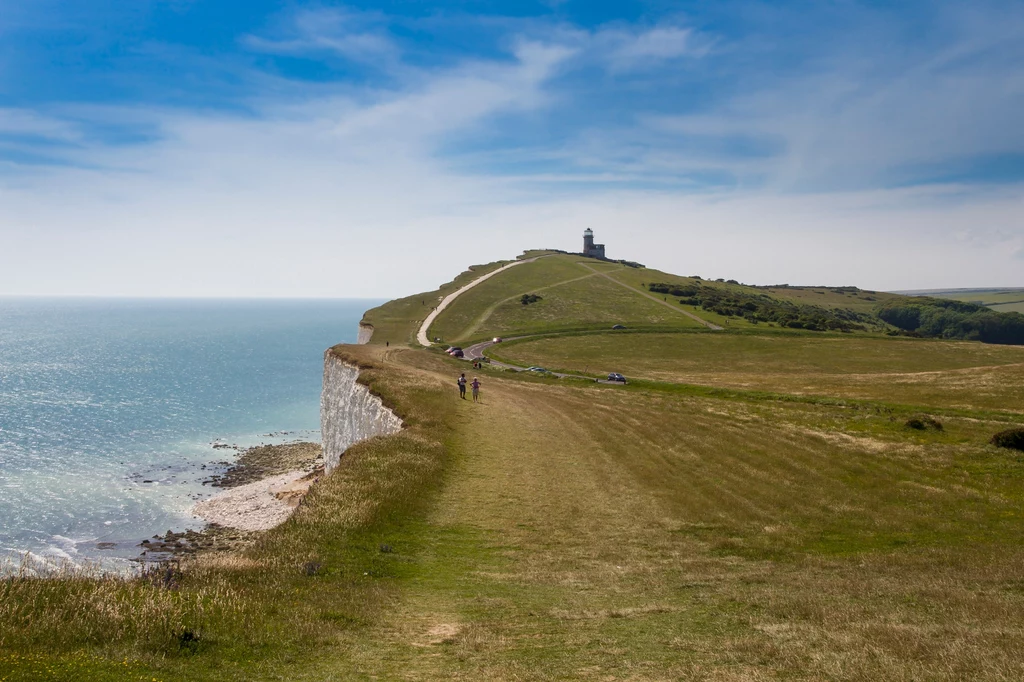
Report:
457,373,467,399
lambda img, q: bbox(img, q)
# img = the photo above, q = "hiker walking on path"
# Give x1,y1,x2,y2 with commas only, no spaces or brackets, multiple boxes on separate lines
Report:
457,373,467,399
471,377,481,402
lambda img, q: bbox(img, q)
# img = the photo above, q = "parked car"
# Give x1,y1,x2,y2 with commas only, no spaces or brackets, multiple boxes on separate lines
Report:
607,373,627,383
493,337,503,343
612,324,626,330
452,349,465,358
525,366,548,373
447,346,462,355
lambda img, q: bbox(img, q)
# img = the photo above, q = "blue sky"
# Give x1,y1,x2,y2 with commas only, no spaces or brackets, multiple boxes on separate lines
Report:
1,0,1022,296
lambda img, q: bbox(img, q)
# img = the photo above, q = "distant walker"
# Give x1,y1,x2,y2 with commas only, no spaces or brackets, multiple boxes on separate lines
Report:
582,228,606,259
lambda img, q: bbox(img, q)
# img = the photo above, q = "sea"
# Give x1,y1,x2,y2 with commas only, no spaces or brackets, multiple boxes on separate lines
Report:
0,297,381,571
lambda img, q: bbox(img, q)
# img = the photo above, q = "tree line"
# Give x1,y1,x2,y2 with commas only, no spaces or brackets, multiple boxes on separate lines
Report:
878,298,1024,345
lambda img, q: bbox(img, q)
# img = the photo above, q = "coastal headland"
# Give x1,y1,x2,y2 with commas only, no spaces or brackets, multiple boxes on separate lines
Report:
4,252,1024,680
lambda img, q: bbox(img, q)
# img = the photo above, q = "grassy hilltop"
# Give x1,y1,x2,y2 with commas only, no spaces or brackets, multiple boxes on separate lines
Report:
5,253,1024,681
362,252,906,345
363,252,1024,347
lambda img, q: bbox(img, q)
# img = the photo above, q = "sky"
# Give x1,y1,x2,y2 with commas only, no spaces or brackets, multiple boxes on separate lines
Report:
0,0,1022,297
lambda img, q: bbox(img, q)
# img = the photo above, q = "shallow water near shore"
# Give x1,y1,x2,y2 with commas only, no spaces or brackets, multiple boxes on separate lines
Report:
0,297,380,571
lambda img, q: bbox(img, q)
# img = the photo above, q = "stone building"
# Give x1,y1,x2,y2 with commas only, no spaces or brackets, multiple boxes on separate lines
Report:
582,228,606,259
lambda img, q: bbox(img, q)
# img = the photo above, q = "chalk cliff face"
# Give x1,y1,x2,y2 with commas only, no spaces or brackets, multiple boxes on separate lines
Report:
356,324,374,345
320,352,402,473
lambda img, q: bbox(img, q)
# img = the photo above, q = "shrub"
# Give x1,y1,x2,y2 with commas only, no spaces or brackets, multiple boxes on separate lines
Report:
660,282,872,332
991,428,1024,451
878,299,1024,345
905,416,943,431
648,283,699,297
520,294,543,305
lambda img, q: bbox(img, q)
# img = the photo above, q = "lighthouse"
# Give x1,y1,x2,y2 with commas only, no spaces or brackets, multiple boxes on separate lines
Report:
582,228,606,259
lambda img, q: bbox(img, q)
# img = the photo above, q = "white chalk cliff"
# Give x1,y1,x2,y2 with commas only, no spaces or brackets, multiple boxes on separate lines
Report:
320,352,402,473
356,324,374,345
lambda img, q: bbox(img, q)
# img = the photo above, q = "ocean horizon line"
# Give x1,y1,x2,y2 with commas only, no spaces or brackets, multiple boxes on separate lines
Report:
0,294,390,302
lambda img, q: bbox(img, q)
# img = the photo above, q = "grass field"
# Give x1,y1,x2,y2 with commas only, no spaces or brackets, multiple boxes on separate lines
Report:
592,264,902,315
328,353,1024,679
492,332,1024,412
921,288,1024,315
992,301,1024,314
6,257,1024,680
360,259,513,345
423,254,918,345
427,255,714,344
5,342,1024,680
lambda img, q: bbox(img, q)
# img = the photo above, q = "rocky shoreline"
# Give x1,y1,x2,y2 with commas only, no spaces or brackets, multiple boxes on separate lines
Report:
138,441,323,563
207,441,322,488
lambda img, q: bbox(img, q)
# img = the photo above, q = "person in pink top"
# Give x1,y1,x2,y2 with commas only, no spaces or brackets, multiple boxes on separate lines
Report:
471,377,481,402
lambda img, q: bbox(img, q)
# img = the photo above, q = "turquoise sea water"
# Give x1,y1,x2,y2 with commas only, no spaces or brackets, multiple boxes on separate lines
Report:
0,298,379,569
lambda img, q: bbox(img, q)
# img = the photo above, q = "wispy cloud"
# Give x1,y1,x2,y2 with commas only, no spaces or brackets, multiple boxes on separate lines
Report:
0,109,81,141
243,7,399,68
0,1,1022,296
597,25,709,72
526,1,1024,193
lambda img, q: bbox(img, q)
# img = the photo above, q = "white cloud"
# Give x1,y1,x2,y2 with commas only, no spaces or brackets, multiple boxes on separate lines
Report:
0,39,581,297
2,5,1022,298
634,4,1024,191
243,7,399,67
601,26,706,71
0,108,80,141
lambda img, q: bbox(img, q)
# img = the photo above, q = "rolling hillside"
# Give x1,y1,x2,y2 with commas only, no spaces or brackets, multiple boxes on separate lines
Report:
362,252,1024,346
362,252,901,346
7,252,1024,681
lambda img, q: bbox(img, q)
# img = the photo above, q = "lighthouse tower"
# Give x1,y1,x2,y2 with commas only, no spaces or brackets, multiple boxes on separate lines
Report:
582,228,606,259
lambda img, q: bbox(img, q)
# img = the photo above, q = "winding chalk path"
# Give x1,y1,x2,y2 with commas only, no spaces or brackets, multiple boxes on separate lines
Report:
417,257,541,347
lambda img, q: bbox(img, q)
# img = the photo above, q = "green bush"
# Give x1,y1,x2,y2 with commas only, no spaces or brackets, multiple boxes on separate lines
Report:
990,428,1024,451
905,416,943,431
648,283,700,297
878,298,1024,345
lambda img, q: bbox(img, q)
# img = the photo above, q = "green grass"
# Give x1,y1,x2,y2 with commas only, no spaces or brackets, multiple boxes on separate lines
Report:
427,256,596,343
8,255,1024,680
599,263,904,314
360,259,513,345
337,353,1024,679
925,288,1024,314
0,346,455,680
420,254,921,345
7,344,1024,679
491,331,1024,412
427,254,715,344
928,288,1024,305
